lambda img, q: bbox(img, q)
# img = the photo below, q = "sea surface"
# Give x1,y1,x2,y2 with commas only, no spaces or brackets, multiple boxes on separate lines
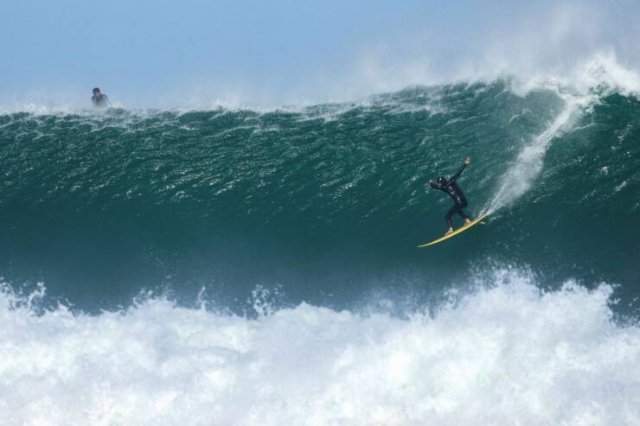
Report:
1,79,639,425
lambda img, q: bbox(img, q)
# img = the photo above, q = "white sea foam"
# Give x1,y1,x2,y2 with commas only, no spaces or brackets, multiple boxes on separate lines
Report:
1,270,639,425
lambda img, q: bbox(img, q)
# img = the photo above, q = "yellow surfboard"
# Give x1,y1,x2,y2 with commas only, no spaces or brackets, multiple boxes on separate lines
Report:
417,213,489,248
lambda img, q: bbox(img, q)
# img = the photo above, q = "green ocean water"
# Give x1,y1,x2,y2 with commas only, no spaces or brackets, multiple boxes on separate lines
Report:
1,81,638,312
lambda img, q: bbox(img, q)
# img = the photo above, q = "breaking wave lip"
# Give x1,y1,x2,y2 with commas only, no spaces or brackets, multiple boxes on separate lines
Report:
2,268,640,426
1,51,639,115
476,51,640,215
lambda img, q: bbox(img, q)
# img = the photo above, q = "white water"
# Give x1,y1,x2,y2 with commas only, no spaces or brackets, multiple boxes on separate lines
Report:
1,270,639,426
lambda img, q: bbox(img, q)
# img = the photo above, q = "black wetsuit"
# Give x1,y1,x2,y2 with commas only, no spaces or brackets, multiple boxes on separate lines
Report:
91,93,109,108
429,163,471,229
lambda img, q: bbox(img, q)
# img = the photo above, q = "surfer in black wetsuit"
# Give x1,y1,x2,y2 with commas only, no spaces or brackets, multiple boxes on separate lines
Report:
91,87,109,108
428,157,473,235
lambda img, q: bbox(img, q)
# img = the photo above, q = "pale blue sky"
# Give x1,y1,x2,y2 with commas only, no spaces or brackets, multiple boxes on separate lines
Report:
1,0,637,107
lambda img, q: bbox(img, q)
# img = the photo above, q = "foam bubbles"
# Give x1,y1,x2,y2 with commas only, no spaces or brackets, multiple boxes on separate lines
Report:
1,271,639,425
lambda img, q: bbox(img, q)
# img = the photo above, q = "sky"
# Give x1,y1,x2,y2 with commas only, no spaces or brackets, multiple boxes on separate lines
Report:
1,0,639,108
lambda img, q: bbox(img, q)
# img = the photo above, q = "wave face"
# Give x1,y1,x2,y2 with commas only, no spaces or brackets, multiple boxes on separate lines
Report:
1,81,639,310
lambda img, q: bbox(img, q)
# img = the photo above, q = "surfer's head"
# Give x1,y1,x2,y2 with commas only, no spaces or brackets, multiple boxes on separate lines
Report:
436,176,448,186
92,88,101,95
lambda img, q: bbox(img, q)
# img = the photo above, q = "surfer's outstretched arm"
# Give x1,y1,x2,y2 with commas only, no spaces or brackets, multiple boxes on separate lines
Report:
450,157,470,182
450,164,466,182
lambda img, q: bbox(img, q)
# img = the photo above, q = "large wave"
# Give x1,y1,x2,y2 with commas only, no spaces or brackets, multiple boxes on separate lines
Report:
1,75,639,311
2,51,640,425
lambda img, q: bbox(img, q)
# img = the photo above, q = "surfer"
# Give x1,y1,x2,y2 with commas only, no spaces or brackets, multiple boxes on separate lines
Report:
428,157,473,235
91,88,109,108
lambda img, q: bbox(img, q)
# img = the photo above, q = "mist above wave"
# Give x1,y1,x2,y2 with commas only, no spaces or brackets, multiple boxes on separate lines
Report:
1,51,638,115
